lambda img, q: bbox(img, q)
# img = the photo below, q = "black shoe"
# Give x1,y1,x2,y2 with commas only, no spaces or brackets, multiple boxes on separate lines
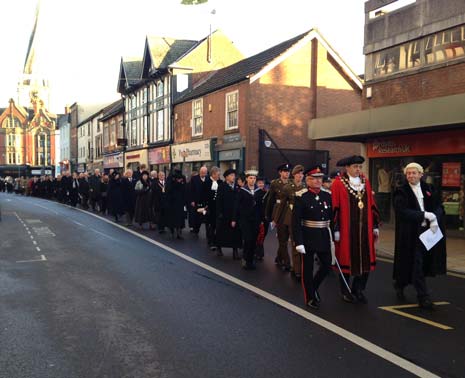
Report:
274,257,282,266
216,248,224,257
158,229,166,234
314,290,321,303
354,291,368,304
243,262,256,271
210,246,217,251
307,299,319,309
419,298,434,310
232,248,240,260
281,264,291,272
294,273,302,282
342,293,356,303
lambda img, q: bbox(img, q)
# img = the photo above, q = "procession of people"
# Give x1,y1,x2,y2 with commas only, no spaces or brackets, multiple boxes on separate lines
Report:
0,156,447,310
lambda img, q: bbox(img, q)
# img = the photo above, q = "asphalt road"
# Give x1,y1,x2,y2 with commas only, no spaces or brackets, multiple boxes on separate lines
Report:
0,192,464,378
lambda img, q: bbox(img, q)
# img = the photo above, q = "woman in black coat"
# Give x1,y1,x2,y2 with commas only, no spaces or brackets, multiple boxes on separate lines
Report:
165,170,187,239
134,171,152,228
216,169,242,259
107,172,124,222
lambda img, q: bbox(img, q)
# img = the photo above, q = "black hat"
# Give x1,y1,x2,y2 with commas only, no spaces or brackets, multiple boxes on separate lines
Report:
141,170,150,177
336,155,365,167
172,169,183,179
304,165,325,177
223,168,236,178
323,175,331,183
277,163,292,172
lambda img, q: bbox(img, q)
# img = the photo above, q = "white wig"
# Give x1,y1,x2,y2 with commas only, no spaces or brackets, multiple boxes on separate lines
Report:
404,162,424,175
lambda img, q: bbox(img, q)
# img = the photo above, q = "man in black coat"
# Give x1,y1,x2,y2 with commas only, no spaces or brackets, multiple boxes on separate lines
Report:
216,169,242,259
89,169,102,211
121,169,136,226
78,173,90,209
189,166,211,235
206,166,222,252
393,162,447,309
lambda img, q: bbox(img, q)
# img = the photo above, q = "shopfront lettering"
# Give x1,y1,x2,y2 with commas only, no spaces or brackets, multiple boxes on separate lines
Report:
372,141,411,154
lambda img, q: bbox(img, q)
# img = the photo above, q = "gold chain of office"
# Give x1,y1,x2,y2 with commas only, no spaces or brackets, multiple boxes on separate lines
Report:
341,176,366,209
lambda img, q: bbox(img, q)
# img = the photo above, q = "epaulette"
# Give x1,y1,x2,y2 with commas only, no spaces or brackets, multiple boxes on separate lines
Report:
295,188,308,197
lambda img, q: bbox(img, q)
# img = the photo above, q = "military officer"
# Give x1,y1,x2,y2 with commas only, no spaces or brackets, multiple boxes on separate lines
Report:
276,164,306,280
265,163,292,270
293,165,335,309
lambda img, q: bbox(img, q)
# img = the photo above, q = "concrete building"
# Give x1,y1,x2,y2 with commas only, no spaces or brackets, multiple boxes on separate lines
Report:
309,0,465,233
173,29,363,179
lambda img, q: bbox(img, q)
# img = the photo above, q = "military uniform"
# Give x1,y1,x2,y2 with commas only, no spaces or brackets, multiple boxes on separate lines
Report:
265,165,292,269
293,167,333,308
276,177,306,277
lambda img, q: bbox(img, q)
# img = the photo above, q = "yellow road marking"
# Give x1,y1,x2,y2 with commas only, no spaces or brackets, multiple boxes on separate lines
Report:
379,302,453,330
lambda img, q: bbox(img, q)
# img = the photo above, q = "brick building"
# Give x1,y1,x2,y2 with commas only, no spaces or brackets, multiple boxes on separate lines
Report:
0,96,57,177
173,29,363,179
309,0,465,232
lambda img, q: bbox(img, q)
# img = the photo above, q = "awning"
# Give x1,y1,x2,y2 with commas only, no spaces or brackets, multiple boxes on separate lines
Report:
309,92,465,142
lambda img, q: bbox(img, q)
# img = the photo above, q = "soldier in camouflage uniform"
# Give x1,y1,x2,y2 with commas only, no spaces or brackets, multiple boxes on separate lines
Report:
276,164,306,280
265,163,292,270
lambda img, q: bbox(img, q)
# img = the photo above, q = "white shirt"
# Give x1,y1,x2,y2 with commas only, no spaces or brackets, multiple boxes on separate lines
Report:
348,174,365,192
409,182,424,211
211,179,218,191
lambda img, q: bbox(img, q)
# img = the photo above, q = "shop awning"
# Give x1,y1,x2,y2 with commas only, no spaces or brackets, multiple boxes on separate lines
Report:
309,92,465,142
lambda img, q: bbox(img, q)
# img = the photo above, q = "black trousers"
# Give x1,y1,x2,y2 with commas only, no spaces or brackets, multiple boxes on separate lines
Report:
302,247,331,303
395,243,429,300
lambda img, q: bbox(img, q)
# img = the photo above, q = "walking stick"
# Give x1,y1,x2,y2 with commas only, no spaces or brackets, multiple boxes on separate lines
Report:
334,257,352,294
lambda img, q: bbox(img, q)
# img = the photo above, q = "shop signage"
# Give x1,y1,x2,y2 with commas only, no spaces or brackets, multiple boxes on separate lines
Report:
223,133,241,144
367,130,465,158
125,149,148,164
442,162,461,187
149,146,171,165
219,149,241,161
171,140,212,163
103,153,123,168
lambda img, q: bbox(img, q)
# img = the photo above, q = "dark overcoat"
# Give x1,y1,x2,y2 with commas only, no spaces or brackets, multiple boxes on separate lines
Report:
121,178,136,213
107,178,124,217
166,176,187,229
134,179,152,224
151,179,168,226
233,186,265,243
216,182,242,248
393,181,447,285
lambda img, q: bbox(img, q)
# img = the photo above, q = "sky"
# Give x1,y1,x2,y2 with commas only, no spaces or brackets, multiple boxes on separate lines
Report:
0,0,366,114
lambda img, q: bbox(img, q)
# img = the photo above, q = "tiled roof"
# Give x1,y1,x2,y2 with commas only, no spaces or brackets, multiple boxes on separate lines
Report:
100,99,124,121
146,36,198,71
175,30,309,104
123,58,143,86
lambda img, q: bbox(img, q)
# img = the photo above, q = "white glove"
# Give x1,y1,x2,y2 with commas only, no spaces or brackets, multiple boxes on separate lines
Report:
296,245,306,254
334,231,340,242
424,211,437,222
373,228,379,239
430,219,439,234
330,241,336,265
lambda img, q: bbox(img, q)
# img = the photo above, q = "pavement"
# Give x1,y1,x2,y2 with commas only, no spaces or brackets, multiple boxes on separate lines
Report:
376,225,465,274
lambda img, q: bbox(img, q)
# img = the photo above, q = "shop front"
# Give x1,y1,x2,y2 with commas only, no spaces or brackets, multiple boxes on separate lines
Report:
77,163,86,173
124,148,148,172
148,145,171,175
103,152,124,174
215,133,245,176
171,139,215,179
367,129,465,232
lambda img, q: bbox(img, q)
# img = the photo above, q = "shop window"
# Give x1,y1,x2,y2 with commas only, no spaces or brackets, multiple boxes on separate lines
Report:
226,91,238,130
192,99,203,136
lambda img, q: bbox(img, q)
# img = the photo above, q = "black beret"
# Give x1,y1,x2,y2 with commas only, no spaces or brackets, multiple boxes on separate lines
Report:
223,168,236,177
277,163,292,172
336,155,365,167
329,170,340,179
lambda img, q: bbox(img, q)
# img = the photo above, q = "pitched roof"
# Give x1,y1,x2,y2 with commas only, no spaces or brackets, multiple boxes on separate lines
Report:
123,58,143,85
175,28,363,104
145,36,198,72
100,99,124,122
175,30,309,104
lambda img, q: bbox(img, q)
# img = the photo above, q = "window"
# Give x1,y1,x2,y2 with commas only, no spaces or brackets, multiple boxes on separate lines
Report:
7,134,15,146
226,91,238,130
192,99,203,136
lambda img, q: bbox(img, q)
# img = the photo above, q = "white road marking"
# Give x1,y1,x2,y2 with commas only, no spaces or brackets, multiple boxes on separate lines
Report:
30,235,34,239
72,221,85,227
32,203,59,215
32,240,37,245
16,255,47,263
70,220,118,241
36,247,41,252
70,206,440,378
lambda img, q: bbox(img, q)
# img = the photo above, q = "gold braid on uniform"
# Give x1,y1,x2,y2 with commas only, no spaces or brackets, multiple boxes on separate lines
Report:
340,175,366,209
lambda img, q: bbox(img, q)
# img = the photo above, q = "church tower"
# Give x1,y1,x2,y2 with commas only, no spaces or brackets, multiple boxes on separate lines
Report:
17,0,51,110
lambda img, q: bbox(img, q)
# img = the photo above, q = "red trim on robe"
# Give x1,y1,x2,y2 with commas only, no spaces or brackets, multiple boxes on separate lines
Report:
331,175,378,275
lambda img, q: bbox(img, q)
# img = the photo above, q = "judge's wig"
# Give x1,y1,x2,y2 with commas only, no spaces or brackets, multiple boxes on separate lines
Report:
403,162,424,175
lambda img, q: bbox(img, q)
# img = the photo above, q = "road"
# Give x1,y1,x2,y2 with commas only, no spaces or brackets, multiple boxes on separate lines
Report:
0,192,464,378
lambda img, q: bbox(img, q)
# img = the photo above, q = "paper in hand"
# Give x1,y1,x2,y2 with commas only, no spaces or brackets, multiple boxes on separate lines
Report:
419,227,444,251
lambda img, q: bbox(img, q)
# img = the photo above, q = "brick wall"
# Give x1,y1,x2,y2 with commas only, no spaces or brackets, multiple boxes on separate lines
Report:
363,61,465,109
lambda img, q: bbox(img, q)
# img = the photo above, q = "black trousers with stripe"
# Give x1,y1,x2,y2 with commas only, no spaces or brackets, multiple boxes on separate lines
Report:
301,247,331,303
